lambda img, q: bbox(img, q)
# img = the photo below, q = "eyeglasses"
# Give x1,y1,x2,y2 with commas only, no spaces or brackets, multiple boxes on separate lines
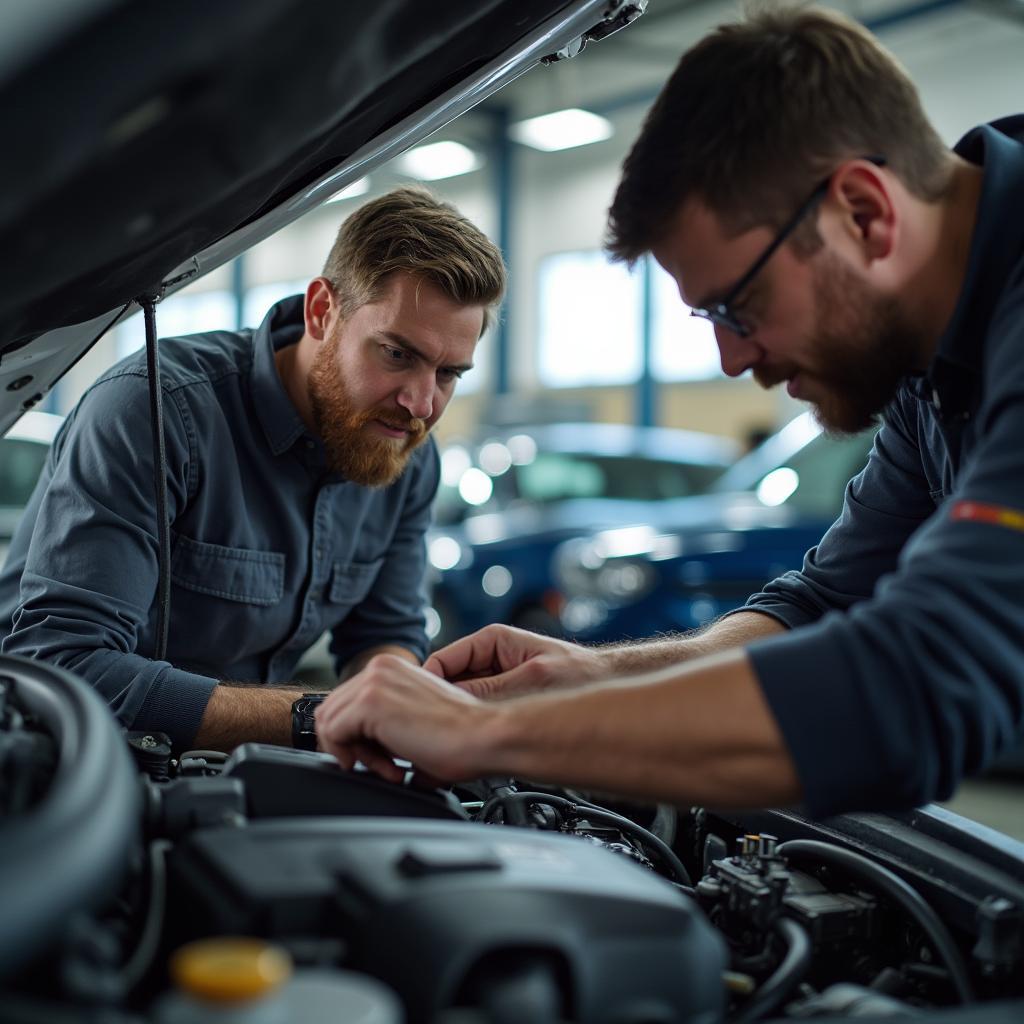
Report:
689,156,887,338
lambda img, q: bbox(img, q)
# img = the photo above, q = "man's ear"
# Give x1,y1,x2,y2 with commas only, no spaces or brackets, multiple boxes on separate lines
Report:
303,277,337,342
831,160,896,265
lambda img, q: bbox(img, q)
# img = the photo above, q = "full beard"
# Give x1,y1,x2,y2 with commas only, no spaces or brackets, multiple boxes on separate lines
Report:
308,341,428,487
759,253,925,435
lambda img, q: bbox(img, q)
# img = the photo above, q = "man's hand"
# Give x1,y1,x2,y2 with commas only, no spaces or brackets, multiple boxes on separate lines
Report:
424,624,607,700
314,653,493,782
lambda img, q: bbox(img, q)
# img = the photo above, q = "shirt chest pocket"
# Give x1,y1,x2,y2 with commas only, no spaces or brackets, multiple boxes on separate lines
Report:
171,535,285,606
329,557,385,607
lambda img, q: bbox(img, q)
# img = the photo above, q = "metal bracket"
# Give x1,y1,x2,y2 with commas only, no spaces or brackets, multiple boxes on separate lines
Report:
151,255,202,304
541,0,648,63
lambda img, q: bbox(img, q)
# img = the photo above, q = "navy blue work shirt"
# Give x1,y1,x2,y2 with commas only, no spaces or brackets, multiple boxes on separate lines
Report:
0,297,438,747
738,116,1024,817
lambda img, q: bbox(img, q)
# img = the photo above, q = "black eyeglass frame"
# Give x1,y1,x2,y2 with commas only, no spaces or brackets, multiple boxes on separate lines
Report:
689,156,887,338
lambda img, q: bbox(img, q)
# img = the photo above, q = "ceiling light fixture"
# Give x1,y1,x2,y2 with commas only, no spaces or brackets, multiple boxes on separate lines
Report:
509,108,612,152
397,141,481,181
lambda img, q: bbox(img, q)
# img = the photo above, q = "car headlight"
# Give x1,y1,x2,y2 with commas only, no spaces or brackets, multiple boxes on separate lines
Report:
595,560,653,599
555,537,655,606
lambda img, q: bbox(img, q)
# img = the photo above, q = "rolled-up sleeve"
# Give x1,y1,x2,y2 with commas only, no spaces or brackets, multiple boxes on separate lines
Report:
2,372,218,746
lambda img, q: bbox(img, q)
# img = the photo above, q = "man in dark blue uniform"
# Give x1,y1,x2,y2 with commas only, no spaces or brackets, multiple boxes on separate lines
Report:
0,188,505,751
315,8,1024,816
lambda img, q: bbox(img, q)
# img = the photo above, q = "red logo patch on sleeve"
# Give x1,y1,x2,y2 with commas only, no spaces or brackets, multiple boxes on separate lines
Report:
950,500,1024,532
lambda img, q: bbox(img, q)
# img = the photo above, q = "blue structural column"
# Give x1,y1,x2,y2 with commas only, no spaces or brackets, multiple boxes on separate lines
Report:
231,254,247,331
490,106,513,396
636,255,657,427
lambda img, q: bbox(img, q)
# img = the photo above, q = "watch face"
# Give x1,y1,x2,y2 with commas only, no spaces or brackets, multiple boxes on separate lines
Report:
295,696,325,716
292,694,327,750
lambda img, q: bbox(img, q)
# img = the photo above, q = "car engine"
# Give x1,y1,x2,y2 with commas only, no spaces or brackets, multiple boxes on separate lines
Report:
2,654,1023,1023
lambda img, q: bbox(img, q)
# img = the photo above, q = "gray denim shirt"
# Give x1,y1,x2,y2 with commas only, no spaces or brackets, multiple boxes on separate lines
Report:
738,117,1024,817
0,297,437,747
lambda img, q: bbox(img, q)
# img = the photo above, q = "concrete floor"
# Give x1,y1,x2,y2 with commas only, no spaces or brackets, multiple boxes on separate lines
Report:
939,777,1024,842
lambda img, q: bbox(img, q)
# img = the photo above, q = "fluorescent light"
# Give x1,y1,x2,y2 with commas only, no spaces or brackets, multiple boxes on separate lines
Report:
397,141,481,181
510,108,612,152
326,176,370,203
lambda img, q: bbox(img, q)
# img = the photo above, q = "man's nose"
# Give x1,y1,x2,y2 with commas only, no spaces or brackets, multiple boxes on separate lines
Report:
397,372,435,421
715,325,761,378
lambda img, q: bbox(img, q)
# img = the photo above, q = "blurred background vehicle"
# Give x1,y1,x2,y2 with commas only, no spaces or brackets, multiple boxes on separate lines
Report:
425,421,738,646
550,412,877,641
0,412,62,561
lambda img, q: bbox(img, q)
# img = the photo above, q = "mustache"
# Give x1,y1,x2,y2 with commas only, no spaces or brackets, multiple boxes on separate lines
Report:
368,410,428,439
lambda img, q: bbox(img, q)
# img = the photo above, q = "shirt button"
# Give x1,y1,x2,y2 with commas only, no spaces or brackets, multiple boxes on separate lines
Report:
306,439,316,450
309,588,322,601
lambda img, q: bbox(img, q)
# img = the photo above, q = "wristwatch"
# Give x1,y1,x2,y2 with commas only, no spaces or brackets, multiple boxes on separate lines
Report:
291,692,327,750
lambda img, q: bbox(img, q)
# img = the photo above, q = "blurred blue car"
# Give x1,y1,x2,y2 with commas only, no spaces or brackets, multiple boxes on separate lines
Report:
551,413,878,641
426,422,738,647
0,411,63,562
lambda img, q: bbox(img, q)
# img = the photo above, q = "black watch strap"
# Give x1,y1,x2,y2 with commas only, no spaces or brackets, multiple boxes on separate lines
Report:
291,692,327,750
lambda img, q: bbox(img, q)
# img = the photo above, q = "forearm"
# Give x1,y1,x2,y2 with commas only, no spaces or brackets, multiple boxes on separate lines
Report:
599,610,787,674
475,648,801,808
192,683,305,750
198,643,420,748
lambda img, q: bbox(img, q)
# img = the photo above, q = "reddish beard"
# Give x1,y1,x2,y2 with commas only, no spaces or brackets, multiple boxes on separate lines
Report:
754,253,922,436
308,339,428,487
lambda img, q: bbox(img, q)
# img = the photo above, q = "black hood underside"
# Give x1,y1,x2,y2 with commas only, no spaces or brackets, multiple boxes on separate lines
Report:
0,0,579,353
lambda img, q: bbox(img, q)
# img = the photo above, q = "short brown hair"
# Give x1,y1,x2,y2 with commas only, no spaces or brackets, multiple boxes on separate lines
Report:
323,186,506,334
607,5,953,263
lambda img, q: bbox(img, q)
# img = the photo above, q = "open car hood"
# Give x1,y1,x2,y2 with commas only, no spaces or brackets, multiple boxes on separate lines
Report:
0,0,644,431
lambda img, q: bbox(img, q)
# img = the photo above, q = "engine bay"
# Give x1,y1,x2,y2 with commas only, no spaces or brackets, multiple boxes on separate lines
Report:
2,656,1023,1023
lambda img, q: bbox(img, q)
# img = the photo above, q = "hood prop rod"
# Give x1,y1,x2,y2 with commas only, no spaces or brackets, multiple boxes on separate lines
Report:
138,294,171,663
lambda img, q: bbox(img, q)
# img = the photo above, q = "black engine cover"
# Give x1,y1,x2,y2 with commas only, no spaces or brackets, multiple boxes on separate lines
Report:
168,817,726,1024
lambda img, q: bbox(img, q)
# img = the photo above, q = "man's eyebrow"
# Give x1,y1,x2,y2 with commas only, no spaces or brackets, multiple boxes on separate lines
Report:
378,330,474,374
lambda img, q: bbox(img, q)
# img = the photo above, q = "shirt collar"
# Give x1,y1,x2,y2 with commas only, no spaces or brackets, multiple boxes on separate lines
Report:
250,295,310,455
931,118,1024,383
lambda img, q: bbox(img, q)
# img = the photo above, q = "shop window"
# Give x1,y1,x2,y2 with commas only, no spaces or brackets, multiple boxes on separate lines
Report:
537,250,642,387
649,262,722,382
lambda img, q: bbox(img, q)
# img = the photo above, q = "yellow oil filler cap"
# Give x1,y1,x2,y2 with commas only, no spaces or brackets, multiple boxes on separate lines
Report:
170,938,292,1004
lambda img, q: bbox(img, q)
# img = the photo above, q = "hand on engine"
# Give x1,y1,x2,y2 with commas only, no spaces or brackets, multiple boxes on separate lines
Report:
314,653,491,782
424,623,606,700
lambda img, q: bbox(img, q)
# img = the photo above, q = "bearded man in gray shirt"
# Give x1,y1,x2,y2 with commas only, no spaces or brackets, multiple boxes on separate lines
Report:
0,187,506,752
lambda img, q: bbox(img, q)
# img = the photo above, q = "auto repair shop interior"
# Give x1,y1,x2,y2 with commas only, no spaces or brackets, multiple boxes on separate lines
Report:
2,2,1024,1023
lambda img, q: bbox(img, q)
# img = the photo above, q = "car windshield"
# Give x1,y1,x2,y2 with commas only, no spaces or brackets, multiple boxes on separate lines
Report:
713,415,877,520
753,430,877,519
0,438,50,509
434,448,730,525
515,452,728,503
